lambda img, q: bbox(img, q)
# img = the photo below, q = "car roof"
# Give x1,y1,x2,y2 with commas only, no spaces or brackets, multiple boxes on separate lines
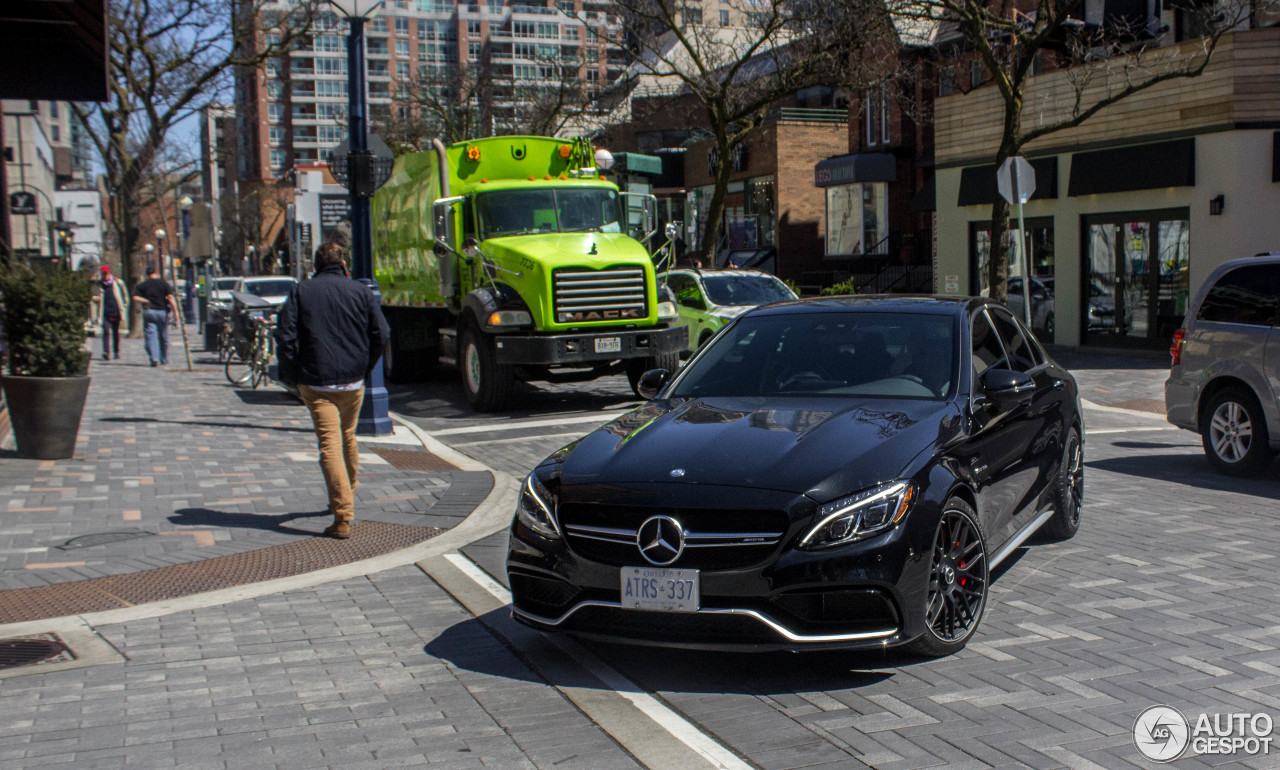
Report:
240,276,296,283
743,295,990,318
667,268,778,278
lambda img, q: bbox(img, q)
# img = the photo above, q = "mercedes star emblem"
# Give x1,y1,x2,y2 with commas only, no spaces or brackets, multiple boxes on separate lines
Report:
636,515,685,566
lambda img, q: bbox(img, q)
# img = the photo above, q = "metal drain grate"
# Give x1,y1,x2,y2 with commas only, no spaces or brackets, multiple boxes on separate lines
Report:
1106,398,1166,414
57,529,155,550
370,447,458,471
0,633,74,670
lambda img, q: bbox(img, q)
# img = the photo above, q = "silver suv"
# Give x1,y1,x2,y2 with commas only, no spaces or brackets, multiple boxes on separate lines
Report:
1165,253,1280,476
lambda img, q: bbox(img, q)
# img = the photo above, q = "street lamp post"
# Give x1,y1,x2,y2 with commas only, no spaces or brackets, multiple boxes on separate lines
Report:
329,0,391,436
177,195,197,324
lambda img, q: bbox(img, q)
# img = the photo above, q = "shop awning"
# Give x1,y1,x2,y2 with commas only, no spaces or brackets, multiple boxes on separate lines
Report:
957,157,1058,206
615,152,664,176
1067,138,1195,196
814,153,896,187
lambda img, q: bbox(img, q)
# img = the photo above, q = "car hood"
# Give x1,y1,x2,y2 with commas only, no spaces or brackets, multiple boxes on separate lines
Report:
556,396,962,500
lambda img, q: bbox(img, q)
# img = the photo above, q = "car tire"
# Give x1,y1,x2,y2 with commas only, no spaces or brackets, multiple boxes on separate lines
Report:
626,352,680,398
1201,387,1274,477
697,330,713,349
1041,426,1082,540
906,497,989,658
460,325,513,412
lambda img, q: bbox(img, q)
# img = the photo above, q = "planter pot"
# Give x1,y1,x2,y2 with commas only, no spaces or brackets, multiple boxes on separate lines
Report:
1,375,91,460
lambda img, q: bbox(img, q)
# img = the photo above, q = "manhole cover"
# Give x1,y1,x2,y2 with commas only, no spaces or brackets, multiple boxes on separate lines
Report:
370,447,457,471
57,529,155,550
0,634,74,670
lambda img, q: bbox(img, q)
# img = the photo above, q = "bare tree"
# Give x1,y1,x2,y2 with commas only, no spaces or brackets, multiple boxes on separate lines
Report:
376,64,489,152
73,0,316,331
883,0,1256,301
614,0,889,264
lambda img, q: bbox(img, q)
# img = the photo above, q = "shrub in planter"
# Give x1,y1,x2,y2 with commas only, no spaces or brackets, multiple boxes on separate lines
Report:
1,267,93,459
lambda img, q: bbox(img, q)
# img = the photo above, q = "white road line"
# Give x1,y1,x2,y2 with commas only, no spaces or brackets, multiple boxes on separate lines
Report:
442,553,752,770
429,411,627,436
452,431,587,448
1086,426,1180,435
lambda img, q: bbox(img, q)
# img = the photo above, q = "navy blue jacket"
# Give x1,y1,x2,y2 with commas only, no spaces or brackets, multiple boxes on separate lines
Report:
274,264,389,387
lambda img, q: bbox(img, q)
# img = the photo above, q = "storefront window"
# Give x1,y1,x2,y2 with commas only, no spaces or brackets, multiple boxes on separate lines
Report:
825,182,888,257
968,218,1055,296
1083,209,1189,345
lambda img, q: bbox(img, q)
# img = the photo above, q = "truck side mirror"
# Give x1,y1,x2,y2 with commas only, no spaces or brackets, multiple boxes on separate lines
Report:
431,196,466,256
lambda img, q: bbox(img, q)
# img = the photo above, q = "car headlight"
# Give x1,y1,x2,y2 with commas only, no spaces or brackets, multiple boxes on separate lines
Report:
799,481,915,550
516,472,560,539
657,301,677,320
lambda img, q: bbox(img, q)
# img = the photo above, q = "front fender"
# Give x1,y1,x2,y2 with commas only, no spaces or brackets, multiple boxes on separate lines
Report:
463,283,531,332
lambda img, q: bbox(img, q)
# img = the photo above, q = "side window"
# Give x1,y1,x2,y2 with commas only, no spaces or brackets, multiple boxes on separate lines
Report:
971,310,1006,387
989,308,1038,372
668,275,694,301
1197,265,1280,326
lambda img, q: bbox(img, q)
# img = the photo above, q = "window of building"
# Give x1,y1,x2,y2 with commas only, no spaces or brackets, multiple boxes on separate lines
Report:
563,25,579,40
720,9,730,24
51,125,60,142
267,81,283,99
48,102,58,118
514,20,536,37
469,20,482,37
824,183,888,256
416,0,437,10
315,35,345,52
315,57,347,75
938,66,956,96
396,61,410,78
513,63,537,79
469,43,481,59
969,59,984,89
269,126,284,146
394,16,409,35
682,6,703,24
537,22,558,38
317,125,345,143
270,149,285,170
368,38,389,55
316,80,348,97
268,103,284,123
371,17,388,33
396,39,409,56
317,103,344,120
864,87,889,147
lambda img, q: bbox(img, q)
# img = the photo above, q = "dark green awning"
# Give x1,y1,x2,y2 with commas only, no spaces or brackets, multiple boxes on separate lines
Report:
616,153,664,176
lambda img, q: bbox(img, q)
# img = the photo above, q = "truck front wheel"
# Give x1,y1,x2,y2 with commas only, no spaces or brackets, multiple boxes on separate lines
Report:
461,326,514,411
626,353,680,399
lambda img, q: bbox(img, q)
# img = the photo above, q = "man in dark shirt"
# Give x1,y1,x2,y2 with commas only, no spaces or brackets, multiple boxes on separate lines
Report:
132,265,179,367
275,243,389,539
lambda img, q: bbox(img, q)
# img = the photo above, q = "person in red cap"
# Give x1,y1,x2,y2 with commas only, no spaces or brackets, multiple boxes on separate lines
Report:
99,264,128,360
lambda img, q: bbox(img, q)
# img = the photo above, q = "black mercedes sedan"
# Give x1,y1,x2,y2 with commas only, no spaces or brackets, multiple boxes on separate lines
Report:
506,297,1083,657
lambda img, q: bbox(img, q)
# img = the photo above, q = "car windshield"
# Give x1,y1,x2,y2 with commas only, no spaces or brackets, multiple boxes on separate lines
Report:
701,274,796,307
475,187,622,238
671,311,957,400
244,280,295,297
215,278,239,290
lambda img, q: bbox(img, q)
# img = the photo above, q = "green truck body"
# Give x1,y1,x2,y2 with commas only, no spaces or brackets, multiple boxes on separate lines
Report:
371,135,684,410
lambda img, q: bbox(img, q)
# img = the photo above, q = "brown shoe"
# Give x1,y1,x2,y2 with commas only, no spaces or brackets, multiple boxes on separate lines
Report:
323,521,351,539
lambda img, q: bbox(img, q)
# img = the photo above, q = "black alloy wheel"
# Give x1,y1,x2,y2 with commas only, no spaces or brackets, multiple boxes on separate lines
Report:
1043,426,1083,540
909,499,987,658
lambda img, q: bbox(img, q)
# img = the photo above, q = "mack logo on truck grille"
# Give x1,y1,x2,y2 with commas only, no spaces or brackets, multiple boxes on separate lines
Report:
553,266,648,324
558,308,643,323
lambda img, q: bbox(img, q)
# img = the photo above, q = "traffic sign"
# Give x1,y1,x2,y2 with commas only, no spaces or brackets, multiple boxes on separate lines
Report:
997,157,1035,205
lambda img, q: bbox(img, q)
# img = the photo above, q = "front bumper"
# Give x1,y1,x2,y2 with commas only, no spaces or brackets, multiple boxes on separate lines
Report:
494,325,685,366
506,485,934,652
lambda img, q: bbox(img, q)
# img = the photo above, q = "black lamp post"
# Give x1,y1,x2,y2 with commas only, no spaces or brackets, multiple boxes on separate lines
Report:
328,0,391,436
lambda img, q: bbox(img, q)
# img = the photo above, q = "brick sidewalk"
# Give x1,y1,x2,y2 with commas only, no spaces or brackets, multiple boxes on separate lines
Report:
0,329,489,597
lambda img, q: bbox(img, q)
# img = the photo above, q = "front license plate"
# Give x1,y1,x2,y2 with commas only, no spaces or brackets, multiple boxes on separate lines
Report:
594,336,622,354
621,567,700,612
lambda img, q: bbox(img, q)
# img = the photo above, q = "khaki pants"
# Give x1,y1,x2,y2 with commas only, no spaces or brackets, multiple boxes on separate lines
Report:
299,385,365,522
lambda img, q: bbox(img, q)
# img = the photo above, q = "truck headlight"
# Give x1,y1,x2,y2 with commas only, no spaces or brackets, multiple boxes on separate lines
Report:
487,310,532,327
657,301,677,320
799,481,915,549
516,473,560,539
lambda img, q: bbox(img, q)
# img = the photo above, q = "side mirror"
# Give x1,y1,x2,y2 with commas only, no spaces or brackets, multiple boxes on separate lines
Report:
665,221,682,242
636,368,670,400
679,296,705,311
432,196,466,255
462,237,481,259
979,368,1035,415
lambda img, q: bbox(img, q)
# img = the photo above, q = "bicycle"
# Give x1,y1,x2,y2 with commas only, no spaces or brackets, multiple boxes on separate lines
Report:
215,320,233,364
225,312,276,388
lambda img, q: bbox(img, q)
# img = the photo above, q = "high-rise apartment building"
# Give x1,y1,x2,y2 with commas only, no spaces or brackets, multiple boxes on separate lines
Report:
235,0,626,182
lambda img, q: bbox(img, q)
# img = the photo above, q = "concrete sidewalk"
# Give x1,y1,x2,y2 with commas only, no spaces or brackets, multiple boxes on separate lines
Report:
0,329,492,622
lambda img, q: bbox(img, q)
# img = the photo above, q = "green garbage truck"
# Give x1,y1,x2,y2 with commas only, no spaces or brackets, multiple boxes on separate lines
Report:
371,135,684,410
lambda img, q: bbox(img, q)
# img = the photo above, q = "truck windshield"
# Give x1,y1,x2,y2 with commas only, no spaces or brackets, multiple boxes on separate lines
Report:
475,188,622,239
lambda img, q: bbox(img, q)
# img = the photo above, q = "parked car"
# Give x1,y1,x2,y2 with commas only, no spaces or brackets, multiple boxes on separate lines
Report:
507,296,1083,657
1006,276,1054,339
664,268,797,351
207,277,241,312
1165,253,1280,476
235,276,297,306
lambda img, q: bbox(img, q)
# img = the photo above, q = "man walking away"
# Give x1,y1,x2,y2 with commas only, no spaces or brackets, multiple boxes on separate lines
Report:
274,243,389,539
132,264,179,367
99,265,128,360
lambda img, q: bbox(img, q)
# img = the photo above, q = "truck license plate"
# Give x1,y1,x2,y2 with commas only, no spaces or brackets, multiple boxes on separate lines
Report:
595,337,622,354
621,567,700,612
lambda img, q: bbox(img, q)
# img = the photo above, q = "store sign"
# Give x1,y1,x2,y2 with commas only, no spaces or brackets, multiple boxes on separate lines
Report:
319,194,351,241
10,191,36,215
